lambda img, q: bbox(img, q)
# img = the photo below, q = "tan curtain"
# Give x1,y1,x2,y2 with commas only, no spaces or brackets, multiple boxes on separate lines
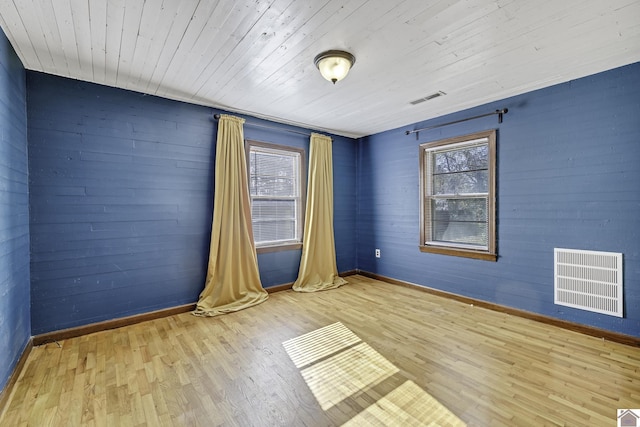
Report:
194,114,268,316
293,133,347,292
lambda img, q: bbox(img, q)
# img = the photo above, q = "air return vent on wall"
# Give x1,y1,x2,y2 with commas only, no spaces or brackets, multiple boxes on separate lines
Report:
554,248,623,317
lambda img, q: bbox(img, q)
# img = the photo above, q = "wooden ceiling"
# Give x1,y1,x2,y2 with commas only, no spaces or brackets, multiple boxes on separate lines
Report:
1,0,638,137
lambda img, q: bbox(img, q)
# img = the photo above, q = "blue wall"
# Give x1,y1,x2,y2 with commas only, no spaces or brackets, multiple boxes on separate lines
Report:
357,62,640,337
0,29,30,392
21,51,640,338
27,73,358,334
28,73,216,334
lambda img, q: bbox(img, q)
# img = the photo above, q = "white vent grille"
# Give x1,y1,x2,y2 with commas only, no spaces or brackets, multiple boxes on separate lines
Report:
554,248,623,317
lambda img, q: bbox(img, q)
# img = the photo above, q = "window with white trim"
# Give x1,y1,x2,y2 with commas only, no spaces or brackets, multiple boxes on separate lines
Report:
419,130,496,261
247,140,304,251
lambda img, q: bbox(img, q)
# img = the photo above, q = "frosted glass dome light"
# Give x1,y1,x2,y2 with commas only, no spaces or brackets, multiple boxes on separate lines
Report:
314,50,356,84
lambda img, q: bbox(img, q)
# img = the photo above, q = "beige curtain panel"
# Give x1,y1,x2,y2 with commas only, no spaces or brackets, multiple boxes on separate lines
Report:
194,114,268,316
293,133,347,292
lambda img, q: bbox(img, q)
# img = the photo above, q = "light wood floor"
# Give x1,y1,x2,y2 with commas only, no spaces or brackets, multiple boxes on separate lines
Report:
2,275,639,426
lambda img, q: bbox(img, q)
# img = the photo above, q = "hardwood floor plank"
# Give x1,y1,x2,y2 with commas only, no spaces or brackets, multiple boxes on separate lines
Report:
2,275,639,426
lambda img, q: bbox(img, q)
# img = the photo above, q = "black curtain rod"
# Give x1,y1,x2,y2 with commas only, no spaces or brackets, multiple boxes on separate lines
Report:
213,113,311,137
405,108,508,136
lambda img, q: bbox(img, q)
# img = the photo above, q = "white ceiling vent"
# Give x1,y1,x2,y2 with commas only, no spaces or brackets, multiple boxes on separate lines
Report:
554,248,623,317
410,91,446,105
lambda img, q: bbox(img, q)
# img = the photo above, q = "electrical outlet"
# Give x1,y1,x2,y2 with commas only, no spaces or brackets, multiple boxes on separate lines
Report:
375,249,381,258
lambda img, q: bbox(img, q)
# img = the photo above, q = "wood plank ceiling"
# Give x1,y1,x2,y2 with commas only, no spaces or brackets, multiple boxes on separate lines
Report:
0,0,638,138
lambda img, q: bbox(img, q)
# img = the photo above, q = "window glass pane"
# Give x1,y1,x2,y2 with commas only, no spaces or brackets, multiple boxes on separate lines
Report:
252,199,296,221
252,199,296,241
251,177,296,197
433,170,488,195
433,198,487,222
431,198,488,246
253,220,296,243
253,151,296,177
434,144,487,174
250,150,298,197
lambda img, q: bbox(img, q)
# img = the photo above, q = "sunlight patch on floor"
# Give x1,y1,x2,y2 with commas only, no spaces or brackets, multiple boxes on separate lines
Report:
342,380,465,427
299,341,399,410
283,322,466,426
282,322,361,368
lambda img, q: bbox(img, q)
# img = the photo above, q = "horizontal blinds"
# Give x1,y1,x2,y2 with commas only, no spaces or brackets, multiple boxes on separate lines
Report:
249,145,300,245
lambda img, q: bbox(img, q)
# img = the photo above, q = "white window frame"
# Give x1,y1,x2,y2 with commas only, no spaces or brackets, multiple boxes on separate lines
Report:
246,140,305,253
419,129,497,261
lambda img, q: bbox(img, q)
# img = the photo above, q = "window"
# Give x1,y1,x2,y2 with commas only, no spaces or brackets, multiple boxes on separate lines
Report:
419,130,496,261
247,140,305,252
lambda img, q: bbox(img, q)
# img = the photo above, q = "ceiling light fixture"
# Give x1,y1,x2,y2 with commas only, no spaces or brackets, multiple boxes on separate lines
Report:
314,50,355,84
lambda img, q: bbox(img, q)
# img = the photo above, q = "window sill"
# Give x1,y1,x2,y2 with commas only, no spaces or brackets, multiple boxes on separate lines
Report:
419,245,497,261
256,242,303,254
